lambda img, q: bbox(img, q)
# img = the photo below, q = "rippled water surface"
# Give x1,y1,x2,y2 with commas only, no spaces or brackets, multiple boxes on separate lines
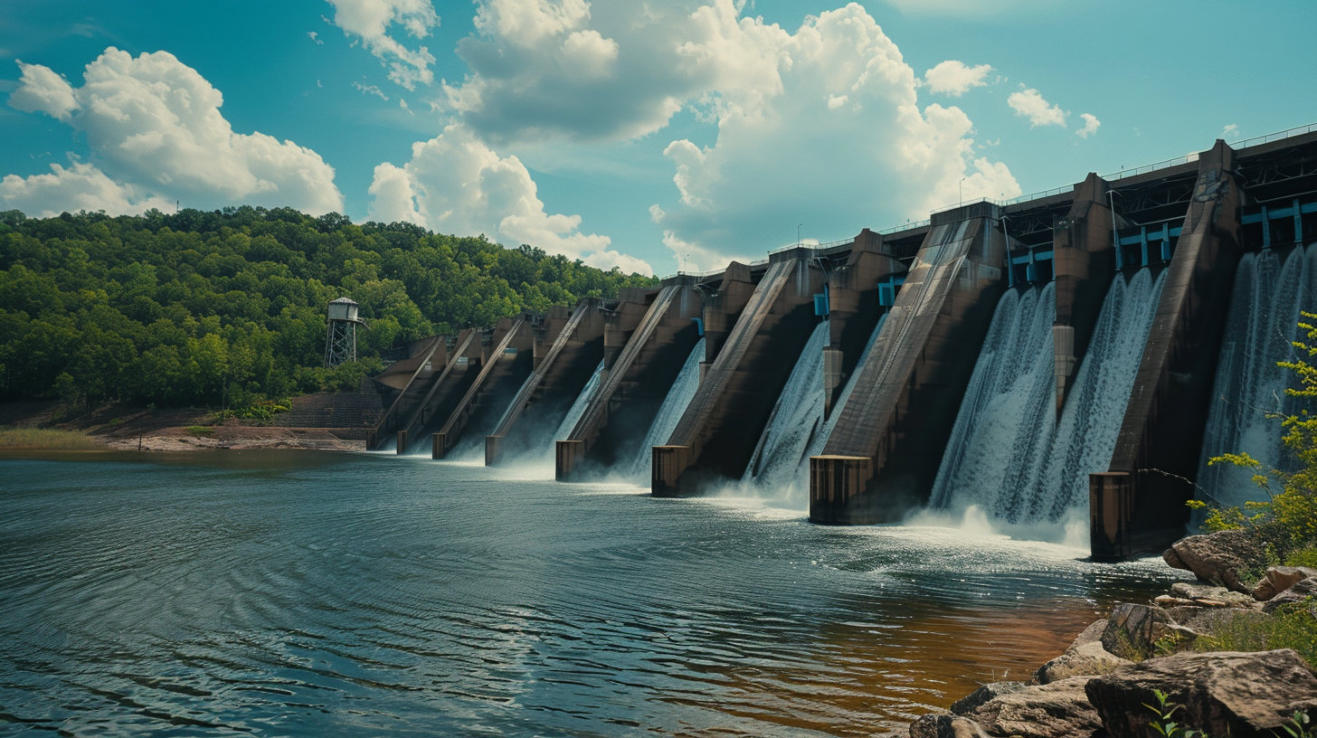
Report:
0,451,1182,736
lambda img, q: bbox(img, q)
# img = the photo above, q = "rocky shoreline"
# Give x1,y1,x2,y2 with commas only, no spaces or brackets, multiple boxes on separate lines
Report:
911,530,1317,737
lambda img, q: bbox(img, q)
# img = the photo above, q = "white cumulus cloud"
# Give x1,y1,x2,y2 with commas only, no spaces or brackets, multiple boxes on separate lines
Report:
3,48,343,216
7,61,77,121
0,161,174,217
444,1,1018,270
922,60,993,97
368,124,652,274
1008,86,1067,127
1076,112,1100,138
649,4,1020,269
326,0,440,89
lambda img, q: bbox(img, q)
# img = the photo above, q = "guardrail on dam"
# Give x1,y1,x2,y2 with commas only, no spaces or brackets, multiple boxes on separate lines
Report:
370,127,1317,560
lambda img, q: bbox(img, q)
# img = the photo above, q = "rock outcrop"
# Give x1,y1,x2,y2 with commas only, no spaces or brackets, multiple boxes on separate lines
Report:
1085,649,1317,738
908,714,983,738
1252,566,1317,601
1264,576,1317,614
1162,530,1269,593
950,681,1026,716
1035,619,1130,684
1100,603,1178,659
965,676,1103,738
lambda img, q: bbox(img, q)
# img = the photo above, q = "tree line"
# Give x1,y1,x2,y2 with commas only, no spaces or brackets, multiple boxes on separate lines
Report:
0,207,656,410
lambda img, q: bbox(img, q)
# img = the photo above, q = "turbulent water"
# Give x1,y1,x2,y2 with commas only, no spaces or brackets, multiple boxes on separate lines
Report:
0,451,1179,736
742,321,829,497
931,270,1166,526
628,338,705,480
1197,246,1314,508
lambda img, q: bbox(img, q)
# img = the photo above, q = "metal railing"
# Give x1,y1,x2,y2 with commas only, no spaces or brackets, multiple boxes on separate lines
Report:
662,121,1316,281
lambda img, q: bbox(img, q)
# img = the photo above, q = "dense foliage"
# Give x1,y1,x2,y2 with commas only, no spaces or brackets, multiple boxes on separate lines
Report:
1195,311,1317,566
0,207,655,409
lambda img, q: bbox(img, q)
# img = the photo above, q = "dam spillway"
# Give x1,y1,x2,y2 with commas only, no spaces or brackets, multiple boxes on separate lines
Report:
372,128,1317,559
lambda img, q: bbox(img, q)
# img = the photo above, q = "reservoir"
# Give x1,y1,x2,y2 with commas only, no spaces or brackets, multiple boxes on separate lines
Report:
0,452,1181,736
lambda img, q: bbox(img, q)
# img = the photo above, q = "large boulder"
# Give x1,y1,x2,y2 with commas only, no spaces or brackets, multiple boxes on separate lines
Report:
1263,576,1317,613
1036,617,1131,684
950,681,1026,715
967,677,1103,738
908,713,983,738
1100,603,1177,659
1036,641,1132,684
1162,530,1270,593
1167,581,1256,607
1085,649,1317,738
1254,566,1317,601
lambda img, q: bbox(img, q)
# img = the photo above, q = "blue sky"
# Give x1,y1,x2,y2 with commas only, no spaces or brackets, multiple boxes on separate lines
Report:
1,1,1314,276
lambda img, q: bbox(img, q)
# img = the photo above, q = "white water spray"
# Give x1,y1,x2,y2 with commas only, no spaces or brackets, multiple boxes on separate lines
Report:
1196,246,1311,509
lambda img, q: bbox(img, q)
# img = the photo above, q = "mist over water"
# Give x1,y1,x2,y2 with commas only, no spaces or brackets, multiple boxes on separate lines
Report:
0,453,1182,736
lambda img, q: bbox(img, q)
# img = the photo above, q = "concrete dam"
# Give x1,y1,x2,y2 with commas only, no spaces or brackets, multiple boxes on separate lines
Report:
369,130,1317,560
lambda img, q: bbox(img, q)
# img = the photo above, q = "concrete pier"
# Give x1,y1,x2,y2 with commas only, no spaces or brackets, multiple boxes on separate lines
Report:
1051,174,1119,415
1095,140,1244,555
432,317,534,459
653,251,825,496
484,301,605,465
556,278,702,480
809,204,1007,523
821,230,906,415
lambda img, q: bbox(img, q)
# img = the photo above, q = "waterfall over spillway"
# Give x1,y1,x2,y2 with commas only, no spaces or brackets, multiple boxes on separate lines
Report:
1024,268,1167,520
554,361,605,442
742,321,829,497
629,338,705,480
931,269,1167,524
1196,246,1312,509
739,312,889,504
929,285,1056,513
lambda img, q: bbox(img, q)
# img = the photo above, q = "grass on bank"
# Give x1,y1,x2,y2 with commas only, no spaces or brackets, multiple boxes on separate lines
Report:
0,426,103,449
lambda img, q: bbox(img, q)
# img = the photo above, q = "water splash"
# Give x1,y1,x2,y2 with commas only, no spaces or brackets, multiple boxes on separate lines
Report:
742,321,829,501
1196,246,1310,509
628,338,705,481
931,270,1166,529
929,285,1055,512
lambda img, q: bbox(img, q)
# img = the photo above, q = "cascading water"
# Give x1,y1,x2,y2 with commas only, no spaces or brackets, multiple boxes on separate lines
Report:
742,321,829,498
629,338,705,480
554,361,605,442
929,285,1056,513
1196,246,1311,509
931,269,1167,525
1022,268,1167,520
738,312,889,505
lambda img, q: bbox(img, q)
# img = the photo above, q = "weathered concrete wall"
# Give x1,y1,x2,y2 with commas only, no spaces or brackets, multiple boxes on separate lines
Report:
1093,140,1243,560
653,252,826,496
394,329,483,451
1052,174,1118,414
485,301,606,465
432,317,534,458
823,229,907,415
811,204,1007,523
557,279,703,480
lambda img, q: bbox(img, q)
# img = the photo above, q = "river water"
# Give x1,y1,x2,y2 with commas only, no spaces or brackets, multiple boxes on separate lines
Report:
0,451,1182,736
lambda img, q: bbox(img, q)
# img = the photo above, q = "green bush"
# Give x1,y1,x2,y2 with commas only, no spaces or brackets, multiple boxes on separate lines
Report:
1193,311,1317,562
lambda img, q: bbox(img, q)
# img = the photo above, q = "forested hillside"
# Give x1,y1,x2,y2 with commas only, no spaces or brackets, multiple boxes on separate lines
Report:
0,207,655,410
